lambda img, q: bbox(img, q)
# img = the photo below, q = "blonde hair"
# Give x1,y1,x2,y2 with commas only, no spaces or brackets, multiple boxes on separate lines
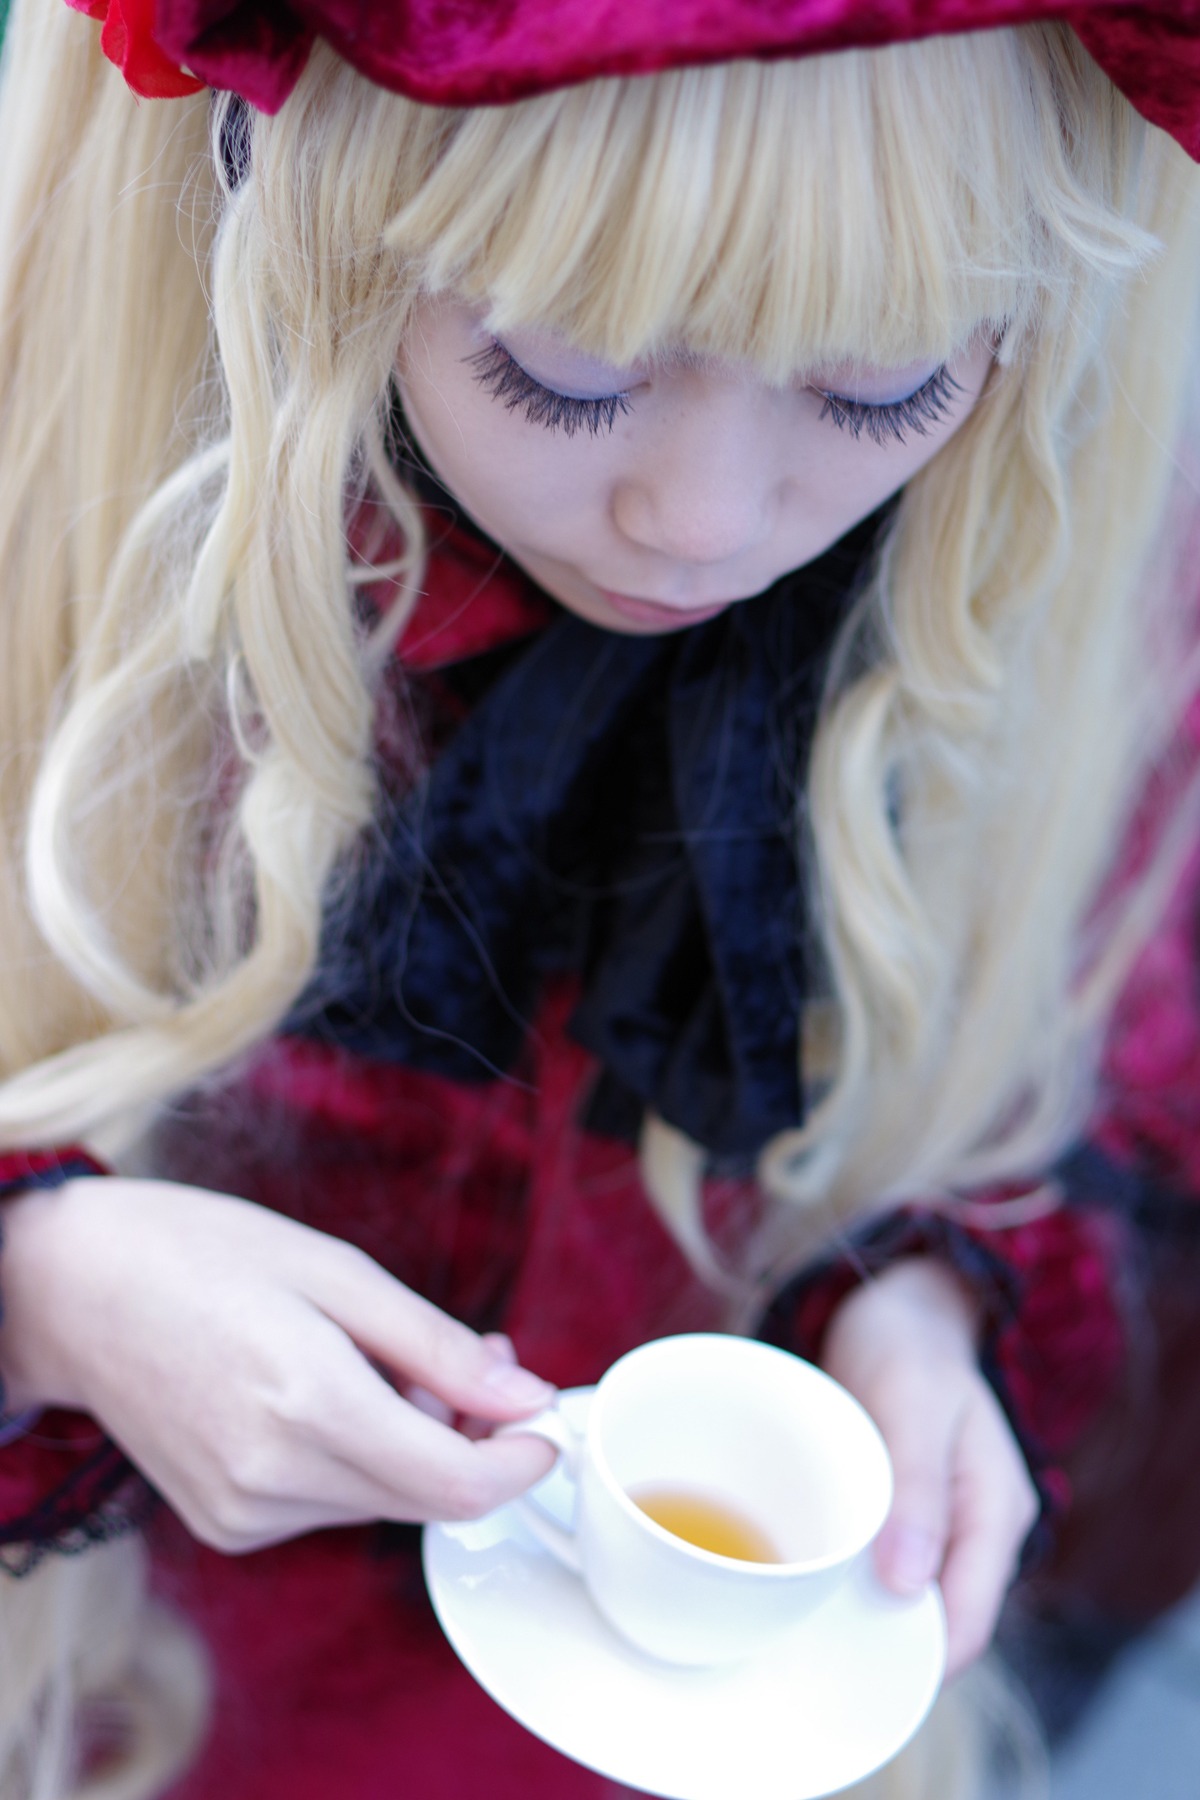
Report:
0,5,1194,1216
0,1536,208,1799
0,3,1197,1791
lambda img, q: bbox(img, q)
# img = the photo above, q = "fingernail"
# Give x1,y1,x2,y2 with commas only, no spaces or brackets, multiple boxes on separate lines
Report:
481,1333,518,1367
482,1362,556,1407
882,1524,940,1593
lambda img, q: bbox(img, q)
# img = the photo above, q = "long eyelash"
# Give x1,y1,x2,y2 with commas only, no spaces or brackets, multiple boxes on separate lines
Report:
467,340,632,438
818,366,962,448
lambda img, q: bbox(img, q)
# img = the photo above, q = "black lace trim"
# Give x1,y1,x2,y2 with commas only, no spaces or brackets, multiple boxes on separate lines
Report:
0,1154,148,1576
0,1450,153,1578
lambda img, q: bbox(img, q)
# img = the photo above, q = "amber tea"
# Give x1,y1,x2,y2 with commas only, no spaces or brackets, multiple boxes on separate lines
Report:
629,1484,782,1563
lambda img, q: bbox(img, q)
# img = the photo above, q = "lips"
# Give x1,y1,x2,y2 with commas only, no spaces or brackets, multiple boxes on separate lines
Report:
598,590,735,627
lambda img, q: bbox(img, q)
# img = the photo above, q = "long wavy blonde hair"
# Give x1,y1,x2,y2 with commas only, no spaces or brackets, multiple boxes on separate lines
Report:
0,2,1198,1792
0,5,1196,1233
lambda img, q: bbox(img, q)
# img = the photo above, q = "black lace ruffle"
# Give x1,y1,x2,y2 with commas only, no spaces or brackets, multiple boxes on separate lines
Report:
0,1154,149,1577
294,510,889,1159
0,1440,152,1577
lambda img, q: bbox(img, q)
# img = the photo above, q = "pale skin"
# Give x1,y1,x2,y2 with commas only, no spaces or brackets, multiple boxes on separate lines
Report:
0,297,1035,1681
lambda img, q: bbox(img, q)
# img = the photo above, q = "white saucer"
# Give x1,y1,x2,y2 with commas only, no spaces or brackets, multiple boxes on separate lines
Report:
423,1389,946,1799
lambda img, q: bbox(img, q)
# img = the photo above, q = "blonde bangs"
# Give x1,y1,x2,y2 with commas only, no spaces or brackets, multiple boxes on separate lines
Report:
383,26,1155,381
0,0,1191,1193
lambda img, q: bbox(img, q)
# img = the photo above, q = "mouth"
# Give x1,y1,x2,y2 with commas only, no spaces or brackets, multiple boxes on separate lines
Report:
597,590,736,627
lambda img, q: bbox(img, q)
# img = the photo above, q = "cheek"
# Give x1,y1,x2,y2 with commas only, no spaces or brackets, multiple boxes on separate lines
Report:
459,427,608,549
798,430,934,529
401,366,608,543
807,355,991,512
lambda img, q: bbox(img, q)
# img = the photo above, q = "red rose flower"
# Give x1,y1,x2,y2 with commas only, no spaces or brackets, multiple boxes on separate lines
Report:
65,0,205,99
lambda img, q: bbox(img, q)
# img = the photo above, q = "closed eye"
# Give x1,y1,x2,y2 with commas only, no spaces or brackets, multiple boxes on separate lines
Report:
467,339,632,437
817,365,962,448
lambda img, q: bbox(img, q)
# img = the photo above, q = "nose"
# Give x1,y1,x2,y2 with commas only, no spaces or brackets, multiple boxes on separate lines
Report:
611,408,775,569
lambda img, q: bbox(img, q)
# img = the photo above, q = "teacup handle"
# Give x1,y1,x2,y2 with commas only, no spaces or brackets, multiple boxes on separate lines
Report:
496,1405,585,1573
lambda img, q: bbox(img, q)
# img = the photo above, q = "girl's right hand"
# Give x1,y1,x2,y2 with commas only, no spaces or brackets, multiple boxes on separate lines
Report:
0,1177,559,1551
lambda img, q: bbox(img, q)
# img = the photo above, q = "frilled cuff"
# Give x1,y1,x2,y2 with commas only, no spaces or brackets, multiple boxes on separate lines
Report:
758,1194,1128,1563
0,1149,150,1575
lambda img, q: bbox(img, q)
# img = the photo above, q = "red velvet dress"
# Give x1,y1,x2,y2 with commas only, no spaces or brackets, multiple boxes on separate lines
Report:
0,508,1193,1798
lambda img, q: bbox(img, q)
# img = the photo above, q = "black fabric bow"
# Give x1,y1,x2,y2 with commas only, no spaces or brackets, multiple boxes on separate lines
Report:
294,518,881,1159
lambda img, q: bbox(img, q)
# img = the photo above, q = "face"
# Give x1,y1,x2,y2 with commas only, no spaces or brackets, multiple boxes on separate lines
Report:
398,297,994,635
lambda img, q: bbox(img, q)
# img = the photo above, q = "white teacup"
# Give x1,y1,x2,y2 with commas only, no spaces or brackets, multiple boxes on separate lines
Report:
504,1333,893,1667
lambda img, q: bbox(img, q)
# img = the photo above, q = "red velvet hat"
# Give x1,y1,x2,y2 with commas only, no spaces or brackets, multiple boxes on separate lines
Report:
65,0,1200,159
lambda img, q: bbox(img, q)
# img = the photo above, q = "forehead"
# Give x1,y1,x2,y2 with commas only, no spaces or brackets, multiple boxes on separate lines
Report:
384,35,1127,383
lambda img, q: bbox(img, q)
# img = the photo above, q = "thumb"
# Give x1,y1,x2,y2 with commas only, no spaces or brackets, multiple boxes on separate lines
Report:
871,1386,957,1596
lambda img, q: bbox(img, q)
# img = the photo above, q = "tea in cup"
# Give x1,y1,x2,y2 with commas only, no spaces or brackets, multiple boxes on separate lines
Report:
503,1332,892,1666
629,1484,782,1562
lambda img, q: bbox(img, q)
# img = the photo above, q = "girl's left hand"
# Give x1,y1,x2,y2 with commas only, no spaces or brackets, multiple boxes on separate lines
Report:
819,1256,1039,1679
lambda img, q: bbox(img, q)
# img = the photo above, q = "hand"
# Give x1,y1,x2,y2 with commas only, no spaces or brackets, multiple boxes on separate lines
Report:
0,1178,558,1551
820,1257,1039,1677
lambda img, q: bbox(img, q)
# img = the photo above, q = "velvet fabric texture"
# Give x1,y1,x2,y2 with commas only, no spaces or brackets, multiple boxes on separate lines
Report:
65,0,1200,158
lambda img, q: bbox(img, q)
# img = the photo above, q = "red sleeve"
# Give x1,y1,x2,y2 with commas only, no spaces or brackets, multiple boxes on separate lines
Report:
763,825,1200,1542
0,1148,148,1575
759,1194,1126,1534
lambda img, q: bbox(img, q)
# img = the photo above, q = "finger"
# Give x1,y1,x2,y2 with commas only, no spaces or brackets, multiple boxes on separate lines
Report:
230,1386,558,1528
336,1400,559,1522
457,1411,497,1442
938,1406,1038,1677
185,1494,385,1556
403,1383,454,1425
455,1333,522,1432
146,1421,397,1552
302,1251,555,1422
310,1330,558,1519
456,1337,519,1438
869,1378,962,1596
196,1311,558,1527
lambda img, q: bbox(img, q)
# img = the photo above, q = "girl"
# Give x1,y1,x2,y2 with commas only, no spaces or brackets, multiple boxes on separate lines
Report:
0,1,1197,1794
